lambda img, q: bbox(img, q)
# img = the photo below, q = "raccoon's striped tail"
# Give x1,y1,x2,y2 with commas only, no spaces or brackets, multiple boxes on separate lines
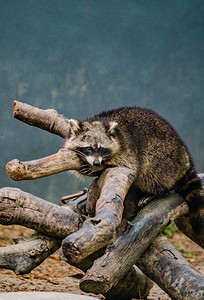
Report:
175,167,204,235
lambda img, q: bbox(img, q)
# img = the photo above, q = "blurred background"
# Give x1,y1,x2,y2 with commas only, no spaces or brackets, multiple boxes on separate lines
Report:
0,0,203,204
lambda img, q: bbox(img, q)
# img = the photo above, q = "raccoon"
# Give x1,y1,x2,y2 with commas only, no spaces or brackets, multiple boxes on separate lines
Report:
64,107,204,234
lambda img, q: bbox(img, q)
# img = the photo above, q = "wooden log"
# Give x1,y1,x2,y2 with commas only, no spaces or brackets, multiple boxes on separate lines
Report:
103,265,153,300
62,167,135,264
79,193,189,294
0,233,61,275
13,100,70,138
137,235,204,300
0,187,152,300
0,192,88,276
6,149,81,181
0,187,83,238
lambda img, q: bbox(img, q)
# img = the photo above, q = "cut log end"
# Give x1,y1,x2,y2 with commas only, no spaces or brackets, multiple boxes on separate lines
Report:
80,275,111,294
6,159,27,181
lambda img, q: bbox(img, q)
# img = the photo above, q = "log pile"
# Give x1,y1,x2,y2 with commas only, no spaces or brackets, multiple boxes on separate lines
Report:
1,101,204,300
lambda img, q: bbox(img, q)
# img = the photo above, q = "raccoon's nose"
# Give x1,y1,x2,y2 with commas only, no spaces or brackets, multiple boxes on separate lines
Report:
93,159,101,167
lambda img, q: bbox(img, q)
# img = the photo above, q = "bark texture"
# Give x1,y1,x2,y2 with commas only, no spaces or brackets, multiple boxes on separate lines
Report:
0,233,61,275
0,187,83,238
80,193,189,293
137,235,204,300
62,167,135,264
13,100,70,138
6,149,82,181
2,101,204,299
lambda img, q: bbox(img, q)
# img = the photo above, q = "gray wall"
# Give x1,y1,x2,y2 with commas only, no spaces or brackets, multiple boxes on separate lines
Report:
0,0,203,203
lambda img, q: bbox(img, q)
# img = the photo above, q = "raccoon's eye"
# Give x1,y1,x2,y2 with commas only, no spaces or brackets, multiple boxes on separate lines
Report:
82,147,92,155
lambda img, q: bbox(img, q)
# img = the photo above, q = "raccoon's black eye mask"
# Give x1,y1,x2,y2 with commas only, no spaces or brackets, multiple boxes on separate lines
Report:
76,146,111,157
78,147,92,155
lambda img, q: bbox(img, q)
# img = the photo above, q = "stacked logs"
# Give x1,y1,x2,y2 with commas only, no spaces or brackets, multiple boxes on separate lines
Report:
1,101,204,299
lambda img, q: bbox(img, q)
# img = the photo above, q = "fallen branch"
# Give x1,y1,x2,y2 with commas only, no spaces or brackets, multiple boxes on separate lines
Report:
103,265,153,300
0,187,83,238
0,193,88,275
0,233,61,275
80,193,189,294
61,188,88,204
0,184,152,299
62,167,135,264
3,101,204,298
137,235,204,300
6,149,81,181
13,100,70,138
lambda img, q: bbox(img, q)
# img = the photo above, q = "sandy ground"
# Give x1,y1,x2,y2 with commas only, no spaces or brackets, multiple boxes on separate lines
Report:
0,225,203,299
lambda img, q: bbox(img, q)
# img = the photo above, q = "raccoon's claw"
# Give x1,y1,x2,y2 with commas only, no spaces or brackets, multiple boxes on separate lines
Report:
138,196,153,208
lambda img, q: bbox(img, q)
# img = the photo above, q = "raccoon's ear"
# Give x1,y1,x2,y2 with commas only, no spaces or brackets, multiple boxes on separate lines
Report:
108,122,118,134
69,119,81,135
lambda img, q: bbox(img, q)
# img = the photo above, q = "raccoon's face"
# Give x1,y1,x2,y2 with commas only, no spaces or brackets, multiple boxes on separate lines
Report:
64,119,120,176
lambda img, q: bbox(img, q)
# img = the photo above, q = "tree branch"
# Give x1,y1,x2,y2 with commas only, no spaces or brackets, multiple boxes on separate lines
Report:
137,235,204,300
0,187,83,238
13,100,70,138
6,149,81,181
62,167,135,264
0,233,61,275
80,193,189,293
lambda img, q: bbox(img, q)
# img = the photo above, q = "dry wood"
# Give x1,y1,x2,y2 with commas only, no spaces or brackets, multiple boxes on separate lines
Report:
6,149,81,181
0,182,203,299
103,265,153,300
61,167,135,264
80,193,189,294
0,187,83,238
0,186,152,300
0,193,88,276
137,235,204,300
0,233,61,275
3,101,204,298
13,100,70,138
61,188,88,204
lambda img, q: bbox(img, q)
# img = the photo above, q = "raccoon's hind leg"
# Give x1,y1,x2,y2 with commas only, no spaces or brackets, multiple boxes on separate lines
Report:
175,167,204,235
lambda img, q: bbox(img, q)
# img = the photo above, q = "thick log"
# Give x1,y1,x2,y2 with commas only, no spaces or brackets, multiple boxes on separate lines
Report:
0,187,83,238
80,193,189,294
137,235,204,300
62,167,135,264
0,187,152,300
13,100,70,138
6,149,81,181
103,265,153,300
0,185,203,299
0,233,61,275
0,193,88,275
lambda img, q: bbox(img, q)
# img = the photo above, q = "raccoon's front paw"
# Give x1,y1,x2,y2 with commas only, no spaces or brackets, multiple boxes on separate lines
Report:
137,196,154,208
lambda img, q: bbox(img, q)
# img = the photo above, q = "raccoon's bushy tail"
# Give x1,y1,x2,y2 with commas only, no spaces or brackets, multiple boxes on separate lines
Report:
175,166,204,235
